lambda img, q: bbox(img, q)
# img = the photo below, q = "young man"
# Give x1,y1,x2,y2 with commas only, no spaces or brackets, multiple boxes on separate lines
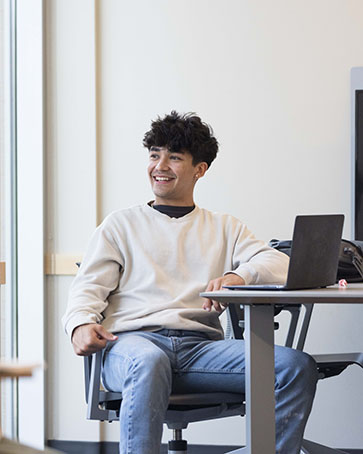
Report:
63,111,317,454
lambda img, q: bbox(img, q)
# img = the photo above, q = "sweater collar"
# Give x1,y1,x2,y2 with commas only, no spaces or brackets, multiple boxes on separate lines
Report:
147,201,198,220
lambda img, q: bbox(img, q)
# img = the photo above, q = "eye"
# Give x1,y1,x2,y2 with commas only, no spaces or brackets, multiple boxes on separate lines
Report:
149,153,159,160
170,155,182,161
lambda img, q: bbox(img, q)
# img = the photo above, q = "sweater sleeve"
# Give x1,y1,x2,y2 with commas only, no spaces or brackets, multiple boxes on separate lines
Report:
225,222,289,285
62,216,124,338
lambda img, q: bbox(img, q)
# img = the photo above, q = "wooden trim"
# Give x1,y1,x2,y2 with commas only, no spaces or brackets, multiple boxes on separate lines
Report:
44,255,82,276
0,361,40,378
0,262,5,285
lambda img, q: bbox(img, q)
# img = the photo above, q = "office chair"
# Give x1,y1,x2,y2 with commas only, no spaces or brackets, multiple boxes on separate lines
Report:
84,311,246,454
73,261,244,453
84,303,363,454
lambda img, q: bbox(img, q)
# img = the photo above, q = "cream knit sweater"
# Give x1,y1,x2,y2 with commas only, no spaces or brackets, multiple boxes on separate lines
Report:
62,204,289,340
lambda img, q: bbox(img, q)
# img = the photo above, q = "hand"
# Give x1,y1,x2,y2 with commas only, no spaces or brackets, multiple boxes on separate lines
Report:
71,323,118,356
203,273,245,313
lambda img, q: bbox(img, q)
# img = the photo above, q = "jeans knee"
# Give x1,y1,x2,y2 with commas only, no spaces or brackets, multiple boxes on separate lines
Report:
295,351,318,390
103,338,173,394
276,347,318,394
132,348,172,385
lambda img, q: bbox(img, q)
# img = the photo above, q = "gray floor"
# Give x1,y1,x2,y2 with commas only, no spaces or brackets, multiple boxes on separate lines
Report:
47,440,363,454
47,441,240,454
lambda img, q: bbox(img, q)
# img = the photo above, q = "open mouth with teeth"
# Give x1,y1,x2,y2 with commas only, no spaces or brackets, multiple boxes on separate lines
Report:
153,176,175,182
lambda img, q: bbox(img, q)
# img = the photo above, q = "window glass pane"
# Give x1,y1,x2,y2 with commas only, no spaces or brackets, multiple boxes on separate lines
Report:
0,0,17,439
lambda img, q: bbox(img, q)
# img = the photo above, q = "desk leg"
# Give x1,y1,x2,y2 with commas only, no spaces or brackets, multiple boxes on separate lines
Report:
244,304,275,454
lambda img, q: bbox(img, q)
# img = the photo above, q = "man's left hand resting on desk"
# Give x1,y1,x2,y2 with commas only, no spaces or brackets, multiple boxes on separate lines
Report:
202,273,245,312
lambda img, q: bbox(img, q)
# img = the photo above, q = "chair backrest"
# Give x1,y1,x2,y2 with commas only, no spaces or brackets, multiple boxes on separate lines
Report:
227,303,314,350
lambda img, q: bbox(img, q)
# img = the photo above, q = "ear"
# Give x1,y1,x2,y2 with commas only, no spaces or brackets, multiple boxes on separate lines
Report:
195,162,208,179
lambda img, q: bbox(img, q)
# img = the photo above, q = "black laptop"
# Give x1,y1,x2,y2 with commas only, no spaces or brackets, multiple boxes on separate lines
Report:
224,214,344,291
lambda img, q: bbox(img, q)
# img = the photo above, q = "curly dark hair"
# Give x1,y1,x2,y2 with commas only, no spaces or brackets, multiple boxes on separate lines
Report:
143,111,219,168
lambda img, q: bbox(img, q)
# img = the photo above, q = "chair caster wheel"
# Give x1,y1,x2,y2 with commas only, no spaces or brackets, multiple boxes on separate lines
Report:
168,439,187,453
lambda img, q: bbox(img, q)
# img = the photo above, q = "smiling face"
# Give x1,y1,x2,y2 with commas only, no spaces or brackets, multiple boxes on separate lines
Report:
148,146,208,206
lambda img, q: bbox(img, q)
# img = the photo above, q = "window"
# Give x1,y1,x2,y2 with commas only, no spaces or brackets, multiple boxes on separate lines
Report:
1,0,45,446
0,0,18,439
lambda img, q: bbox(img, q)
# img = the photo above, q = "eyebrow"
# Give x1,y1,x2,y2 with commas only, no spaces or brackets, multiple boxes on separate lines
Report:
149,146,185,154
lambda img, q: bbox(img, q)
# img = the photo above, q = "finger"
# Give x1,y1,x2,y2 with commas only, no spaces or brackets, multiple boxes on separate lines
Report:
212,278,224,291
77,336,109,356
207,278,224,293
94,324,118,341
74,328,113,356
203,278,223,311
212,300,223,313
76,345,102,356
88,334,113,352
73,343,99,356
203,279,216,310
92,337,109,350
203,299,213,311
203,299,222,313
205,280,215,292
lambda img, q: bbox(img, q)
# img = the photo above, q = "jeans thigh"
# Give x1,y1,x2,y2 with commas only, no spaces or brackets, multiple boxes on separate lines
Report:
101,331,174,392
172,338,247,394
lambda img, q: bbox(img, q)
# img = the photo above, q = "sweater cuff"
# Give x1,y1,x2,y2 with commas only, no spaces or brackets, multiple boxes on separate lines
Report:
224,264,258,285
64,314,99,340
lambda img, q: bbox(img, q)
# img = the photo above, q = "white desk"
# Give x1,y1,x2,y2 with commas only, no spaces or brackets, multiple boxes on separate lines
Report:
200,284,363,454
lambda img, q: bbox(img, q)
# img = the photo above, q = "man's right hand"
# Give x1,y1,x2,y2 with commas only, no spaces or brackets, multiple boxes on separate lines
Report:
71,323,118,356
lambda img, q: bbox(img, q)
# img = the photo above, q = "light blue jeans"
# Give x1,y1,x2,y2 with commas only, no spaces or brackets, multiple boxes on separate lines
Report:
102,329,318,454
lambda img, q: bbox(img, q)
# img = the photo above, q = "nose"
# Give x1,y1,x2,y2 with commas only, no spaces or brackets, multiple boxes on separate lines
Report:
155,155,170,171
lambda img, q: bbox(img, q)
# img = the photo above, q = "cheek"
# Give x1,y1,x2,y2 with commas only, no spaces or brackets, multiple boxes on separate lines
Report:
147,163,154,175
181,170,194,183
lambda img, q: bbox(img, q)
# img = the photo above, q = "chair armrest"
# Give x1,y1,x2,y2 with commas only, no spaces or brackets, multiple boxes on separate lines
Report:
84,350,119,421
312,352,363,379
84,355,92,403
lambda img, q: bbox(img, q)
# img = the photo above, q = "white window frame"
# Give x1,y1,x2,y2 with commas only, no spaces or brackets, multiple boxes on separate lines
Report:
1,0,16,440
16,0,45,448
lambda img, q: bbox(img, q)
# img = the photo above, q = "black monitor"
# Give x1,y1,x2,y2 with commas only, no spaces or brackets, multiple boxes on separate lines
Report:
355,89,363,239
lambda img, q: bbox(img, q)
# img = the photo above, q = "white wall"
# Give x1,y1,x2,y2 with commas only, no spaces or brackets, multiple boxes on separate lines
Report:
45,0,363,448
45,0,101,442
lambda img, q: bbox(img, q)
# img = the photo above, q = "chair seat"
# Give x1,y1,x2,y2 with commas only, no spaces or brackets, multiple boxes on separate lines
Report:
98,390,246,426
99,390,122,402
99,390,244,407
166,393,245,427
169,392,245,406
